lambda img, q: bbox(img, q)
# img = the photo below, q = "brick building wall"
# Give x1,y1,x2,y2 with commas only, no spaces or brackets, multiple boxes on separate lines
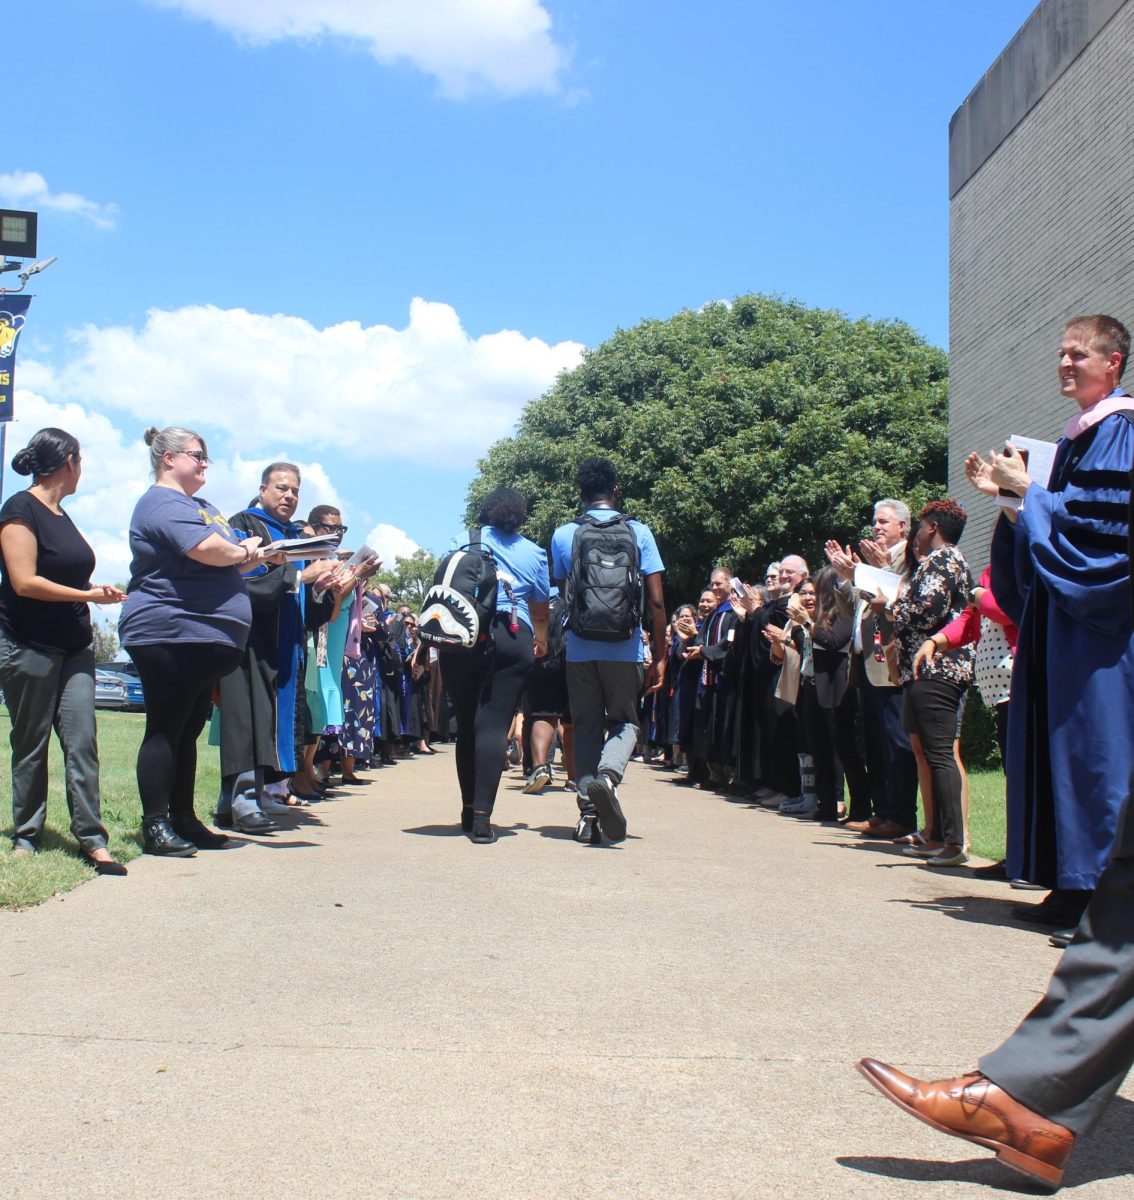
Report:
948,0,1134,558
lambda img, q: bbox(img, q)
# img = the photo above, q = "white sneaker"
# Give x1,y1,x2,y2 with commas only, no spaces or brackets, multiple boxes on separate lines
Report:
783,797,818,818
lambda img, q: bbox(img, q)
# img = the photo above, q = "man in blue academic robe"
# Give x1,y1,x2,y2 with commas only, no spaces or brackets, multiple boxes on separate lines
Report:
855,316,1134,1192
215,462,336,833
985,314,1134,929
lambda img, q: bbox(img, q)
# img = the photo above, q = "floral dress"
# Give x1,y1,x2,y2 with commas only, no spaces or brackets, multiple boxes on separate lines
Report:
891,545,975,687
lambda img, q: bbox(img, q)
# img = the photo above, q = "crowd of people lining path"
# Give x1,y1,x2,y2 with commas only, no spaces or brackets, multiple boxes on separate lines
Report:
1,313,1134,1191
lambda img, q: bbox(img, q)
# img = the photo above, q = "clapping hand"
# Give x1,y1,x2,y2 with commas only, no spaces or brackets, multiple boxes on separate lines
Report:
732,583,761,618
824,540,856,581
856,539,890,568
965,450,999,498
786,596,808,624
988,443,1032,497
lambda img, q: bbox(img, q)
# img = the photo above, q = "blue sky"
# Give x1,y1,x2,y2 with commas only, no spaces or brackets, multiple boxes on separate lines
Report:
4,0,1039,585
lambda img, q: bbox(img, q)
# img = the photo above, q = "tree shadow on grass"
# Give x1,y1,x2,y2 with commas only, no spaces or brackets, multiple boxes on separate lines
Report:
839,1095,1134,1190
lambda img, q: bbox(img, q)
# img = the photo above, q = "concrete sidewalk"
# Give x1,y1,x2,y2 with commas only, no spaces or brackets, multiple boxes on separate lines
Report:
1,751,1131,1199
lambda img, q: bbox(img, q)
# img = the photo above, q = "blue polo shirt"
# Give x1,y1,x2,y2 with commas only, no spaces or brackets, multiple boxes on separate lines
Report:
550,508,664,663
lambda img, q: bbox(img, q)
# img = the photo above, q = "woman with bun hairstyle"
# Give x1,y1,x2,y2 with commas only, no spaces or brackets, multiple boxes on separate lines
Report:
119,426,281,856
0,428,128,873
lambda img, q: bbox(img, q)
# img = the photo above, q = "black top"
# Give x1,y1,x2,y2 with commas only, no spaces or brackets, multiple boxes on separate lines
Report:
0,490,95,652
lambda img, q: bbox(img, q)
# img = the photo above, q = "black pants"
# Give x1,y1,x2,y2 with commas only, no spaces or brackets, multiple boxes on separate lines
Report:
439,616,534,816
130,642,244,820
903,678,966,848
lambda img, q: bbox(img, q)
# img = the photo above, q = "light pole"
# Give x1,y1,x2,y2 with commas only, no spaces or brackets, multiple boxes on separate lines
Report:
0,207,57,501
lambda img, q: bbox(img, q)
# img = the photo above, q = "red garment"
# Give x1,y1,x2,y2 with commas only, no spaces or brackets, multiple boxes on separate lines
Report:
938,565,1018,652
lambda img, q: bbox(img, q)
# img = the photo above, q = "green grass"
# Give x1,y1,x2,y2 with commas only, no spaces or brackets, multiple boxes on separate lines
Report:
0,711,220,910
965,768,1007,862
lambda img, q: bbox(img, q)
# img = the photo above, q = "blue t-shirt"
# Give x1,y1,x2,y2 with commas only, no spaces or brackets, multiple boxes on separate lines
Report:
551,508,664,663
119,486,253,649
477,526,550,632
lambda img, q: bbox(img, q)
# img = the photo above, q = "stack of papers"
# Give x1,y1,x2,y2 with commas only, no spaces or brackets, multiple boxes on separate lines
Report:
262,532,343,561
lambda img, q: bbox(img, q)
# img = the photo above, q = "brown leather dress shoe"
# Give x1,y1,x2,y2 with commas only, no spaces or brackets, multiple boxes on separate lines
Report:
857,819,913,839
857,1058,1074,1188
843,817,881,832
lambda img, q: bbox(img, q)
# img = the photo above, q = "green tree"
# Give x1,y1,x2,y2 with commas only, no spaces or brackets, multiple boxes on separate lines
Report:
375,548,439,611
467,294,947,599
91,622,119,663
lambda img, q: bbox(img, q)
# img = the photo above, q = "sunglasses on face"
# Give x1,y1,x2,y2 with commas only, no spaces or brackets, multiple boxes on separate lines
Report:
178,450,211,465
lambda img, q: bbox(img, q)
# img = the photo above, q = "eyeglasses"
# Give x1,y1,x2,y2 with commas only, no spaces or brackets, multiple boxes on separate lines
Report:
314,523,348,535
178,450,211,465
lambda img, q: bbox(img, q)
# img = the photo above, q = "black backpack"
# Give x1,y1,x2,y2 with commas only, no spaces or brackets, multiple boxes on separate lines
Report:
565,513,642,642
418,529,498,651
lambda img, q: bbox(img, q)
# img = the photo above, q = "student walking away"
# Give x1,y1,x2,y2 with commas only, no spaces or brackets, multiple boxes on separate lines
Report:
0,428,128,874
522,587,572,794
426,488,549,843
551,457,666,845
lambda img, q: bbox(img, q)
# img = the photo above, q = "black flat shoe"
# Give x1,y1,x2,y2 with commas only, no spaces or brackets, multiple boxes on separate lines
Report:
470,814,497,844
172,818,229,850
81,851,128,876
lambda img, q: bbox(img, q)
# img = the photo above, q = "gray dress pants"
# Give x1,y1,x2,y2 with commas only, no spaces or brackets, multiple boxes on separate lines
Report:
0,629,108,853
979,778,1134,1135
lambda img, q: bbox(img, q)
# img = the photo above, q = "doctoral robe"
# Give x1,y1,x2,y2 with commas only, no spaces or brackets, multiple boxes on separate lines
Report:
992,411,1134,890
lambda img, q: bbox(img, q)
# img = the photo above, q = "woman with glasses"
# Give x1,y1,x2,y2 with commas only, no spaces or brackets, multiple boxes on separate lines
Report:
119,426,281,856
0,428,128,873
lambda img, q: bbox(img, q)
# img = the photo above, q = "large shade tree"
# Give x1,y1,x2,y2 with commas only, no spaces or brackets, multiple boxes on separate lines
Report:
466,294,948,599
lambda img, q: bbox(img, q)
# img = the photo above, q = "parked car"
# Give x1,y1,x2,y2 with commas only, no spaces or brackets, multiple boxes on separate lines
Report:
99,661,146,711
95,670,128,710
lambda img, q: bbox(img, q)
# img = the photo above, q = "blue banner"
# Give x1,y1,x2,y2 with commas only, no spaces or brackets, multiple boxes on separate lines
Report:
0,295,32,423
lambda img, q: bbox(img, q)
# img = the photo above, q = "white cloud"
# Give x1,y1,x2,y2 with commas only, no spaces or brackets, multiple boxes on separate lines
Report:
0,171,117,231
48,298,584,468
147,0,568,97
365,522,421,567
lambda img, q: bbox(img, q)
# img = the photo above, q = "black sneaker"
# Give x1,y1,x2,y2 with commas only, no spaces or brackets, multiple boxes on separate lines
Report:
522,764,553,794
587,773,627,842
573,813,601,845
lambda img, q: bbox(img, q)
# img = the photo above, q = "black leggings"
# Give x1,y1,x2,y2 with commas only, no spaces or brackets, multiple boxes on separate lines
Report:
130,641,244,820
439,615,534,816
904,678,966,848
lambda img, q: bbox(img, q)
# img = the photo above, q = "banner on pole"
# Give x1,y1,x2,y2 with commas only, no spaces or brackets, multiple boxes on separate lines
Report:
0,295,32,424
